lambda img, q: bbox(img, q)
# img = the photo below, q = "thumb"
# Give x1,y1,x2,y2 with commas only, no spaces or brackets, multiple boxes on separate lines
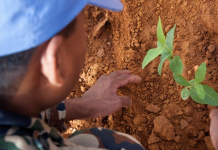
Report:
119,96,132,107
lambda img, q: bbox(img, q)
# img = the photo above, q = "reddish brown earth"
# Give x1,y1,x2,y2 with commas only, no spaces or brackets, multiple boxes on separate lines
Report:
63,0,218,149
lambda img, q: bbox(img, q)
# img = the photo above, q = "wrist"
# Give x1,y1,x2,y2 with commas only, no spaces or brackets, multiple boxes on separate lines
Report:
64,97,94,121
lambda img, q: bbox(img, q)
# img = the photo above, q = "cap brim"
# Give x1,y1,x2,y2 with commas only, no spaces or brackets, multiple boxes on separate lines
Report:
88,0,123,12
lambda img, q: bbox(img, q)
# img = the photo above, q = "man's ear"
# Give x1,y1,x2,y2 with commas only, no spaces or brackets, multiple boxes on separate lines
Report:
40,35,64,87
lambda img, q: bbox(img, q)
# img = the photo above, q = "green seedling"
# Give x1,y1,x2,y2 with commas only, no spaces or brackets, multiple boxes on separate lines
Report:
142,17,218,106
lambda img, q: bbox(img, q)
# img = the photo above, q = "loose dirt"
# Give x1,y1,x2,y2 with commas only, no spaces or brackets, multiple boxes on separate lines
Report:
63,0,218,149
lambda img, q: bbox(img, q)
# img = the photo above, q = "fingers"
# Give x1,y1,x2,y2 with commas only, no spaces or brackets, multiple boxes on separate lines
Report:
119,96,132,107
210,109,218,149
112,74,142,91
107,70,131,78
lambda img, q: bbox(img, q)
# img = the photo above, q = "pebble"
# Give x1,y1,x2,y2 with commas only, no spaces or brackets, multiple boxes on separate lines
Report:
208,44,216,53
165,25,172,33
97,48,105,57
180,119,189,129
146,104,161,113
80,86,86,93
197,131,205,140
188,70,192,75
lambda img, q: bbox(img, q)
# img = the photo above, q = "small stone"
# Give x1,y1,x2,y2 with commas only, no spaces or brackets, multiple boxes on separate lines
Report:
204,136,216,150
153,116,175,140
165,25,172,33
174,135,181,143
146,104,161,113
97,48,105,57
194,65,199,72
208,44,216,53
170,79,174,85
188,70,192,75
180,119,189,129
103,67,109,72
108,115,113,121
80,86,86,92
197,131,205,140
148,133,160,144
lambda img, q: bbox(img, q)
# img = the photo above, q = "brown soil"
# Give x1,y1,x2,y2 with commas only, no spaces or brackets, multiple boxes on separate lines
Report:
63,0,218,149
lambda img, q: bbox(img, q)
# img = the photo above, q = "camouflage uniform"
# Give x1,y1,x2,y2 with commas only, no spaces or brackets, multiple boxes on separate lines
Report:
0,102,145,150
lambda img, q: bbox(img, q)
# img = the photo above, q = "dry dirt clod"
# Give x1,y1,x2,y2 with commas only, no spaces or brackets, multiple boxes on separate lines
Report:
174,135,181,143
189,139,197,147
180,119,189,129
204,136,216,150
153,116,175,140
197,131,205,140
92,13,108,38
151,25,157,35
208,44,216,53
163,104,183,116
146,104,161,113
133,115,146,126
148,133,160,144
97,48,105,58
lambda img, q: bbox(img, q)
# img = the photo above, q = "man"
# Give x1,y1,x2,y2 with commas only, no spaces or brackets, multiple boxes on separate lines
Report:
0,1,217,150
0,0,145,149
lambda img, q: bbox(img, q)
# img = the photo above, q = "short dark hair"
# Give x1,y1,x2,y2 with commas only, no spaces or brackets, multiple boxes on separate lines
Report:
0,48,36,103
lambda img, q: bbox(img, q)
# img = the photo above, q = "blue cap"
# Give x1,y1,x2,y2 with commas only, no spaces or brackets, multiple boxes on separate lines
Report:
0,0,123,57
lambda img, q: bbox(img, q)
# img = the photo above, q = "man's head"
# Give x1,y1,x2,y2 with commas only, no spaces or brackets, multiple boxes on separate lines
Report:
0,0,123,116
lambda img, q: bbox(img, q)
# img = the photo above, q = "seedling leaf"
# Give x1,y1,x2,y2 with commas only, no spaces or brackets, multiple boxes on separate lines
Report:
190,85,218,106
195,63,206,83
158,49,171,75
169,56,183,74
194,84,205,100
190,87,206,104
189,79,195,85
181,88,190,100
142,46,164,69
166,24,176,51
173,73,191,86
157,17,166,45
157,41,164,47
202,84,218,106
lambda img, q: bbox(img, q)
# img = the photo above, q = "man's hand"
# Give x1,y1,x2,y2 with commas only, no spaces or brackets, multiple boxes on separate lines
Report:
65,70,142,121
82,70,142,118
